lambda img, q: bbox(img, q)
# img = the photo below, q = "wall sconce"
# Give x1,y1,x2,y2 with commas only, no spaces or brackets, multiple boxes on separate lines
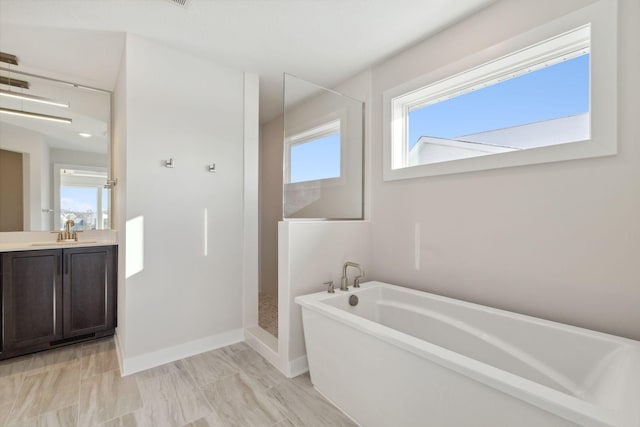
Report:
207,164,216,173
163,158,174,168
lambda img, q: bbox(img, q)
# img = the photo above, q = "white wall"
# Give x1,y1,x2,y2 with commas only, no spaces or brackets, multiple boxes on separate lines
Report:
243,73,260,329
368,0,640,340
112,39,128,359
115,34,248,373
0,123,50,230
278,220,372,374
49,147,108,168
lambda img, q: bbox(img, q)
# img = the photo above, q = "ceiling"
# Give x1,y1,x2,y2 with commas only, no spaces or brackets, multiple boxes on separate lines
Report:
0,0,495,124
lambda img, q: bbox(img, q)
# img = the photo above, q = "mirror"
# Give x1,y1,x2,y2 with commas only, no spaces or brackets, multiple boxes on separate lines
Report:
283,74,363,219
0,69,111,232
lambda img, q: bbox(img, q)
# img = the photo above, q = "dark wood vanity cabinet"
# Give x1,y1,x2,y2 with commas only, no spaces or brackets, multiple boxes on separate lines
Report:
63,246,116,338
0,245,117,360
1,249,63,351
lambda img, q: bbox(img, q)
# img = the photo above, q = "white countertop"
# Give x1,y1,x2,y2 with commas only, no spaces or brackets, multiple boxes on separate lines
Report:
0,230,118,252
0,240,117,253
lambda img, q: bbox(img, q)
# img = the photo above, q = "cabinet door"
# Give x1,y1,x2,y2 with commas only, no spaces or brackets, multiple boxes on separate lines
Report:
2,250,63,350
62,246,116,337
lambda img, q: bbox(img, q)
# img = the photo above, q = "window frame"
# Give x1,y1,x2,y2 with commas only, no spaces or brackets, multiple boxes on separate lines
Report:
382,0,617,181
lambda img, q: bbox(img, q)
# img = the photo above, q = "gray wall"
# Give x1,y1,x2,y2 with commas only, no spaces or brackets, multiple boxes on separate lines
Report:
368,0,640,340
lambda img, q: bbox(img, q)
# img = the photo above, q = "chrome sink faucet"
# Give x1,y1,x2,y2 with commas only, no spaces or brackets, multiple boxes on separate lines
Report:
341,261,365,291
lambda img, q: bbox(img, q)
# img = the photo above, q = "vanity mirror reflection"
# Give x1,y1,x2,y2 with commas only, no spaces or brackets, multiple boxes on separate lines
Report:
0,63,112,232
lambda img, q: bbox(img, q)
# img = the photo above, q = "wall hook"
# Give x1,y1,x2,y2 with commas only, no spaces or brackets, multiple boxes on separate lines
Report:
163,158,174,168
207,163,216,173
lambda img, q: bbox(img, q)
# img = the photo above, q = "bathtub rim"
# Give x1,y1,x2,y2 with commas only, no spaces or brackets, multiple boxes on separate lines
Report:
296,281,637,427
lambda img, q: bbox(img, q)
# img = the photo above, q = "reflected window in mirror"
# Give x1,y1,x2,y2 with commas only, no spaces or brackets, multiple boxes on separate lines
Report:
58,166,109,231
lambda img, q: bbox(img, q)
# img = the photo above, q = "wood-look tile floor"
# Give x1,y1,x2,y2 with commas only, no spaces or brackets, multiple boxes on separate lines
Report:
0,338,356,427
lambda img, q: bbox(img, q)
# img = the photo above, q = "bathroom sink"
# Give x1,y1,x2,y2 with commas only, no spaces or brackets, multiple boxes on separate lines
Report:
30,240,98,247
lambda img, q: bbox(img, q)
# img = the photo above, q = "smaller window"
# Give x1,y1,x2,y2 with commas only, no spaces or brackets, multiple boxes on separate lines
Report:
285,119,341,184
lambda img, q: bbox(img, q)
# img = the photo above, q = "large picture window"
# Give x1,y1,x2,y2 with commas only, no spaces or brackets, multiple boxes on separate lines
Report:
383,0,616,180
408,50,589,165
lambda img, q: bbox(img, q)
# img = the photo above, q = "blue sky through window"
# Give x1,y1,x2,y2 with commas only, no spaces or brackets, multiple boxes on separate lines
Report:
408,54,590,149
290,133,341,183
61,186,97,212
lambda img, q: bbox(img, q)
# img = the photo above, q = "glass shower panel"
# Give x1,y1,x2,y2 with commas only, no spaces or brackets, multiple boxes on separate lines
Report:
283,74,364,219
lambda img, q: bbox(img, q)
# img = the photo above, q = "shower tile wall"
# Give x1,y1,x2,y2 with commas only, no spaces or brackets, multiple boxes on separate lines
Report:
259,293,278,337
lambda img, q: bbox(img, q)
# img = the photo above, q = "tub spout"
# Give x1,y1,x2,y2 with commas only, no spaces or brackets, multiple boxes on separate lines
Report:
341,261,364,291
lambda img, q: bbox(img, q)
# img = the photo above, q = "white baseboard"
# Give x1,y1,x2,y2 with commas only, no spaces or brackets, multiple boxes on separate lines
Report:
119,328,244,376
114,329,125,374
288,355,309,377
245,326,277,352
245,326,286,374
244,327,310,379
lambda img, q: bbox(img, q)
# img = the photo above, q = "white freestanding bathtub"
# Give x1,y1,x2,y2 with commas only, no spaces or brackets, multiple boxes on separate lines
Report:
295,281,640,427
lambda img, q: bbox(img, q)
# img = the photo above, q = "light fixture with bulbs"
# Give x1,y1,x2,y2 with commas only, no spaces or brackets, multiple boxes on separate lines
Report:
0,51,72,123
78,132,92,138
0,52,18,66
0,88,69,108
0,75,28,89
0,107,72,124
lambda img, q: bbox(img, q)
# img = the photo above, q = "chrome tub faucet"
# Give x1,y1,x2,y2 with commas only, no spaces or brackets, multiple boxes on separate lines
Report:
341,261,365,291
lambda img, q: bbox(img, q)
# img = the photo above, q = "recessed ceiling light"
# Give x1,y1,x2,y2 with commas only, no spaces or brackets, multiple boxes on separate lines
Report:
78,132,92,138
